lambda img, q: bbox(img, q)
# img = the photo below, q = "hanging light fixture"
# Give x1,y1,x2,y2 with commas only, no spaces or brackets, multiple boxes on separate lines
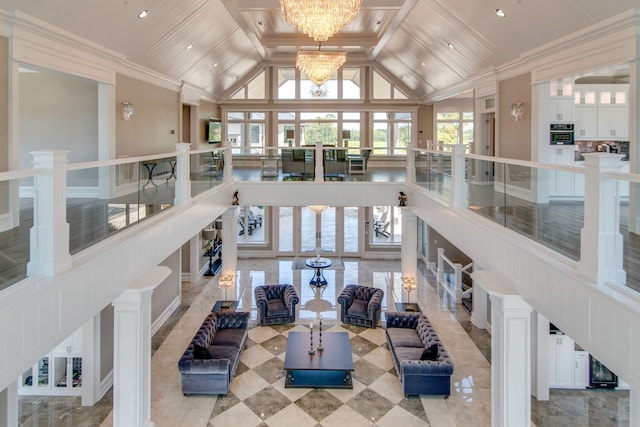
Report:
307,205,329,215
296,47,346,86
279,0,363,42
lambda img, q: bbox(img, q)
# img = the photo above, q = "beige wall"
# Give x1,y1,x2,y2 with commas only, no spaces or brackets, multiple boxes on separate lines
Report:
115,74,180,157
152,251,181,323
416,104,434,148
498,73,532,160
19,71,99,168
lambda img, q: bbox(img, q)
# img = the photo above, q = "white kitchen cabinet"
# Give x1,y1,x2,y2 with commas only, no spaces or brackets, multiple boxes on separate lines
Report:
19,329,83,396
549,147,575,197
574,351,590,388
597,107,628,139
574,106,597,139
549,334,575,387
549,98,573,122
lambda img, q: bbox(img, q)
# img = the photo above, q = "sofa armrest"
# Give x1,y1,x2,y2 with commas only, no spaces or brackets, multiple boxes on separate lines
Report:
215,311,250,330
337,286,355,309
367,289,384,315
283,285,300,309
255,287,268,307
385,311,421,329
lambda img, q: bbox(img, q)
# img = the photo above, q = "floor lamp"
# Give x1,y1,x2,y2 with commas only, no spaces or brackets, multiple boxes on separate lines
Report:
218,275,234,308
402,276,418,311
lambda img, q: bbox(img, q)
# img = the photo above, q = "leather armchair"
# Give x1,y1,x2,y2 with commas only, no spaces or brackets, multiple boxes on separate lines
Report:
254,284,299,325
337,284,384,328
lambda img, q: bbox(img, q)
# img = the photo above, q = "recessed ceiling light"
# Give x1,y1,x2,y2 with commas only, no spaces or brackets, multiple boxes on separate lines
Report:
421,62,426,67
495,9,506,18
137,10,149,19
186,44,194,51
375,20,382,26
447,43,455,49
257,21,264,27
213,63,218,68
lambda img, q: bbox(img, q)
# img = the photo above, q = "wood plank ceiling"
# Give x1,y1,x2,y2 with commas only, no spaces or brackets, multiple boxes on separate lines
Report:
0,0,637,100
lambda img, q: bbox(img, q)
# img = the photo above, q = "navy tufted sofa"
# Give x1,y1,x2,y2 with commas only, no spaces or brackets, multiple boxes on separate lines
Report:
385,311,454,396
178,311,249,395
255,284,299,325
337,284,384,328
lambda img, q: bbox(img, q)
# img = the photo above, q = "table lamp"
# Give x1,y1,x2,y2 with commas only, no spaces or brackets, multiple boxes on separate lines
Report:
218,275,234,307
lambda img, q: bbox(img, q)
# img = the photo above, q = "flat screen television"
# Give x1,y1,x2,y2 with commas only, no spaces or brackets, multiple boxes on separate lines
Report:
207,119,222,143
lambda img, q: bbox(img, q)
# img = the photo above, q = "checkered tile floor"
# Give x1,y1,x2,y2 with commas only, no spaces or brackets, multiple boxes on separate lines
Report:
208,322,429,427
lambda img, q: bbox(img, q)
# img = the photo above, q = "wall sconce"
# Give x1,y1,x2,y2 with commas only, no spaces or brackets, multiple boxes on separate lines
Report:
510,102,524,122
342,130,351,147
122,101,135,120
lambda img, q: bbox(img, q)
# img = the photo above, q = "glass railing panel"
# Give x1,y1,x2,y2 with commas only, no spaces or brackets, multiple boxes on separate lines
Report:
505,164,582,261
415,151,452,200
280,147,315,181
620,179,639,293
67,160,173,254
0,176,33,291
231,147,264,181
466,160,505,225
190,150,225,196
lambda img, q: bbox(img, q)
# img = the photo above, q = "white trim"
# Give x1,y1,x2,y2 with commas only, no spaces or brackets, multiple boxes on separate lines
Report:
99,370,113,401
181,273,191,282
19,186,99,198
151,295,181,337
0,212,11,233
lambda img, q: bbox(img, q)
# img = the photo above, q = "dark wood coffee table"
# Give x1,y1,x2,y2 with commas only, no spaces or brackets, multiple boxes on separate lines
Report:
284,331,354,389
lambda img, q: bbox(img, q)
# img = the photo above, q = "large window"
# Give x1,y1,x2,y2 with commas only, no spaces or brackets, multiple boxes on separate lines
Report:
436,111,474,148
373,112,413,155
276,112,361,148
226,112,265,154
371,206,402,245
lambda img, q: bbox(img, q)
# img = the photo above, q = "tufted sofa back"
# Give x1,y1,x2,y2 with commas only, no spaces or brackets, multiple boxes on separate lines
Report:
261,284,287,300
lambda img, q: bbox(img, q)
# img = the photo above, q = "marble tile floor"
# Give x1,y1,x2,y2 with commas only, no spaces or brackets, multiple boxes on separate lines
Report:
17,259,629,426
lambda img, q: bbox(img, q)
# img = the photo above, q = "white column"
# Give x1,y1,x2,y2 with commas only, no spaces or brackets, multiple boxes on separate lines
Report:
189,234,200,282
400,208,417,278
81,315,101,406
0,381,18,427
315,141,323,182
470,282,487,330
27,150,72,276
631,388,640,427
406,143,416,184
489,292,533,427
221,208,238,297
450,144,468,209
112,267,170,427
627,60,639,234
531,312,550,401
174,143,191,206
577,153,626,285
223,141,233,181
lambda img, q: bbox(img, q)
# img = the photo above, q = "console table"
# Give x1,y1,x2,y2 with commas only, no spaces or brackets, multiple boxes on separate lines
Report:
305,257,331,287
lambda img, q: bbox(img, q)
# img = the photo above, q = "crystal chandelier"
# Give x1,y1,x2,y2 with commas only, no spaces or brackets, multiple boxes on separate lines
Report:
296,49,346,86
279,0,363,42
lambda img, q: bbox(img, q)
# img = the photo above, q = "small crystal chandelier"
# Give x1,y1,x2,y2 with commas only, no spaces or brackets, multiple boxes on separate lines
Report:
279,0,363,42
296,48,346,86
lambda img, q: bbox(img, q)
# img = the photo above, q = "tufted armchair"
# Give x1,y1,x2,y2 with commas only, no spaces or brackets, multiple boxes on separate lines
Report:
337,284,384,328
254,284,300,326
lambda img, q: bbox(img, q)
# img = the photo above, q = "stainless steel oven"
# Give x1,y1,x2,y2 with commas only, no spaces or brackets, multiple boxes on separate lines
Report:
550,123,574,145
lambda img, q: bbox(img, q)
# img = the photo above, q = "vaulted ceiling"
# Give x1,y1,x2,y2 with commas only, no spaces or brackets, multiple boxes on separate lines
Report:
0,0,637,101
